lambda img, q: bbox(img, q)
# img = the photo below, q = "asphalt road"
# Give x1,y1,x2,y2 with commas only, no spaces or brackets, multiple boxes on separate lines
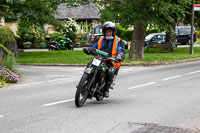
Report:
1,62,200,133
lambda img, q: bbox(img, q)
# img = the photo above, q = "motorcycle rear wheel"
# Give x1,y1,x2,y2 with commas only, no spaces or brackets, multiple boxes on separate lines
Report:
75,74,89,107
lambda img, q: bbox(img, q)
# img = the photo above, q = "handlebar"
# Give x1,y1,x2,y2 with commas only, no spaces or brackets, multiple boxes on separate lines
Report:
107,57,120,62
83,48,120,62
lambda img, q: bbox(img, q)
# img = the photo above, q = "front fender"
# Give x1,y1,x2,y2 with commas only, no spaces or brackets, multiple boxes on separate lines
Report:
84,67,93,74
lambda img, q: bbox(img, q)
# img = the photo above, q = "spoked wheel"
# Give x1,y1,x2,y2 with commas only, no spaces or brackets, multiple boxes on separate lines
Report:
75,74,89,107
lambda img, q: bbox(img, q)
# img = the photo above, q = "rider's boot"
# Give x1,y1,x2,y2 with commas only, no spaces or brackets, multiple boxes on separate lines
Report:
103,82,112,98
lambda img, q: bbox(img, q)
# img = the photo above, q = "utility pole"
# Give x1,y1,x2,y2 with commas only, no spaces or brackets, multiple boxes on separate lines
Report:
190,0,194,54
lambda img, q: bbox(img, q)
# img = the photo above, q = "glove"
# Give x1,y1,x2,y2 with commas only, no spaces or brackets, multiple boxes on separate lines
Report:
83,47,95,55
83,48,89,55
115,54,124,62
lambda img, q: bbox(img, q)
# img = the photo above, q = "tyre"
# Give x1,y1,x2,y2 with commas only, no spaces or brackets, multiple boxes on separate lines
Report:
75,74,89,107
188,39,191,45
181,42,186,45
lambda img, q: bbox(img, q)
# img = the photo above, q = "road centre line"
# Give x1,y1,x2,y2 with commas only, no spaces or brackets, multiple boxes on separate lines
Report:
128,82,156,90
42,99,74,107
162,75,182,81
186,70,200,75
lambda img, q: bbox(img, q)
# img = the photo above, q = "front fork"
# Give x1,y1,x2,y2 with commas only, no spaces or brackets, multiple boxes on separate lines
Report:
84,67,98,96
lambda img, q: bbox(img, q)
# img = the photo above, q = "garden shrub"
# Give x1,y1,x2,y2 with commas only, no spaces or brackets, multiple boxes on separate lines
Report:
50,32,66,42
146,28,161,35
0,44,19,84
0,27,18,55
116,24,160,41
0,27,16,44
0,44,18,73
196,30,200,39
116,24,133,41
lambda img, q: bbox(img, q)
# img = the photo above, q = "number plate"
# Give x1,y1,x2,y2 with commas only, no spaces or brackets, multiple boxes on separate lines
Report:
92,58,101,66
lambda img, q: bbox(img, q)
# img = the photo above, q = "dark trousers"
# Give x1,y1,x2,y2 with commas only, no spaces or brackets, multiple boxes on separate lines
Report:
104,62,118,90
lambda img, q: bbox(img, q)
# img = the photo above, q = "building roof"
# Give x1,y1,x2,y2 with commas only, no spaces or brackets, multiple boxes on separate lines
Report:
55,3,100,20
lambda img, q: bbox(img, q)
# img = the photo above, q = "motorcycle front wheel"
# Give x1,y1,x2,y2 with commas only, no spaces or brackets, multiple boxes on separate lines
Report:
75,73,89,107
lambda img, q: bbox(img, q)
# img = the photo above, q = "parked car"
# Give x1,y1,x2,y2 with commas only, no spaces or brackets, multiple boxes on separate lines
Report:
86,34,128,49
145,32,178,47
86,33,102,47
176,26,196,45
121,39,129,49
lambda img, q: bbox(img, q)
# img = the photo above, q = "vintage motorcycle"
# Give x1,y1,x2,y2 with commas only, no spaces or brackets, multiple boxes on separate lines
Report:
75,48,119,107
46,38,74,51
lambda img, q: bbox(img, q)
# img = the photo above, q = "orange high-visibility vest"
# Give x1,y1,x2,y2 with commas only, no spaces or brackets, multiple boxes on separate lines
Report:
97,35,121,68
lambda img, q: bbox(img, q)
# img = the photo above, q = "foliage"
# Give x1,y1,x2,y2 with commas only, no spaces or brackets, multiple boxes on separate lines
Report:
1,67,19,83
17,18,33,47
11,0,58,24
0,0,23,21
196,30,200,39
0,43,19,84
17,19,46,47
0,80,7,88
116,24,161,41
78,21,92,33
0,27,17,55
146,29,161,35
98,0,191,33
0,44,18,73
0,27,15,44
55,18,78,42
116,25,133,41
50,32,66,42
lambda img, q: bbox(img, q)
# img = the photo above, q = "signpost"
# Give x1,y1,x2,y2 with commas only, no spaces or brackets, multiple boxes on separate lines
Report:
190,0,194,54
190,3,200,54
194,4,200,11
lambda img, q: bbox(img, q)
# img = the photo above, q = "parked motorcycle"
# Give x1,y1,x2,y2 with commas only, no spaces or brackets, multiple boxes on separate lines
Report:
65,38,74,50
47,41,62,51
59,38,74,50
75,48,119,107
45,36,74,51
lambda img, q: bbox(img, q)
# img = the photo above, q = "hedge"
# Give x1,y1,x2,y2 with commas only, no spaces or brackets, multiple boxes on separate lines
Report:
49,32,66,42
116,24,160,41
196,30,200,39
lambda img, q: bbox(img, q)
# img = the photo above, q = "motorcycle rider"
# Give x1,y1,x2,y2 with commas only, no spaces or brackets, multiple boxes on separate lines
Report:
84,21,125,98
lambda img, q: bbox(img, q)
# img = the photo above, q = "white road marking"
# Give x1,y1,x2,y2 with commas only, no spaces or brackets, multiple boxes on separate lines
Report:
162,75,182,81
42,99,74,107
186,70,200,75
128,82,156,90
0,115,3,118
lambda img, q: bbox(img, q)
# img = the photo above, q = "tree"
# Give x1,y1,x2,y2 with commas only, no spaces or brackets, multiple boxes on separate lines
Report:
0,0,23,21
97,0,192,59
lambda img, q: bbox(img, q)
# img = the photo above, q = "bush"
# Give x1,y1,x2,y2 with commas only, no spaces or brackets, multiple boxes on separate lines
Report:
146,28,161,35
0,44,18,73
196,30,200,39
116,24,160,41
0,27,18,55
17,19,33,46
0,27,16,44
0,44,19,84
116,24,133,41
0,80,7,88
50,32,66,42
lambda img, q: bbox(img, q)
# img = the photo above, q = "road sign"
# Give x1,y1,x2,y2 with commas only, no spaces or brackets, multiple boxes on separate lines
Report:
194,4,200,11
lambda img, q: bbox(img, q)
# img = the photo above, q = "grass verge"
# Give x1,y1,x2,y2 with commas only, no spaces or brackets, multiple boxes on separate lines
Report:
16,47,200,65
